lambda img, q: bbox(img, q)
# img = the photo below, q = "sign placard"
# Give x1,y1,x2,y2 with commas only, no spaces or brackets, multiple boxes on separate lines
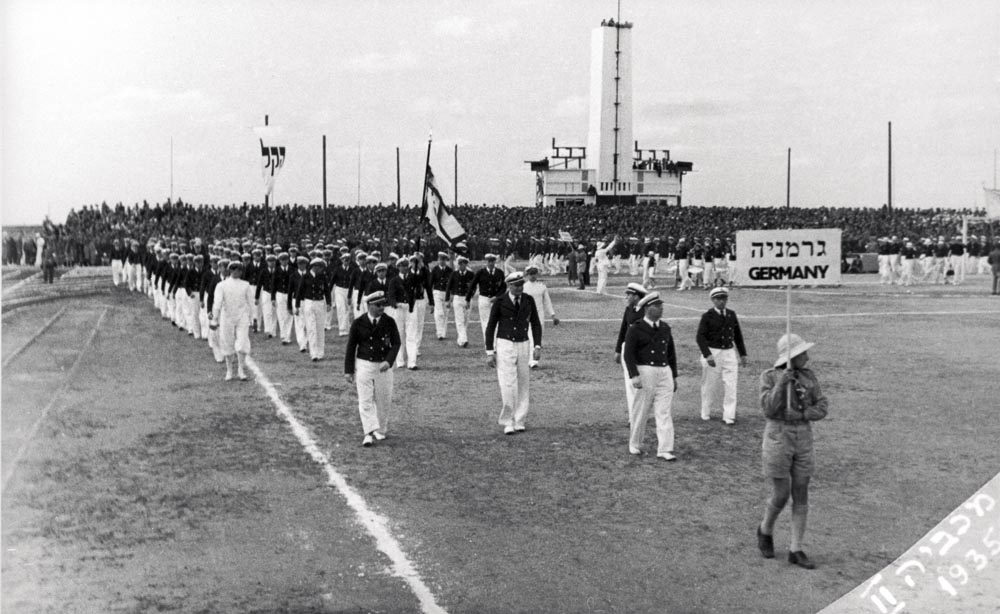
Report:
736,228,842,286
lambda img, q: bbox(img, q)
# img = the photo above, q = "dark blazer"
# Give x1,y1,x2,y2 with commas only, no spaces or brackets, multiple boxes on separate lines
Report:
614,304,646,354
355,269,376,307
270,264,292,297
466,266,506,301
255,266,276,300
623,319,677,379
430,265,453,292
445,269,475,302
286,268,307,311
386,274,410,309
485,292,542,351
295,271,332,308
344,313,401,374
365,277,390,298
409,266,433,306
695,308,747,358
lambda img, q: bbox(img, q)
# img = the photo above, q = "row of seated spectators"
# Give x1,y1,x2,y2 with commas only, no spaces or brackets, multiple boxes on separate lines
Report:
23,199,991,266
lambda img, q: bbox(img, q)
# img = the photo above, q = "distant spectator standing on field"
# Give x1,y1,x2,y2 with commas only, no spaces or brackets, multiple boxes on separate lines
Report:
42,247,58,283
988,241,1000,295
756,333,828,570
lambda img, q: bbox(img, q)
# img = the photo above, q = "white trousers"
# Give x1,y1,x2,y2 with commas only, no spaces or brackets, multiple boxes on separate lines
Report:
275,292,293,342
628,254,639,276
889,254,902,281
622,359,637,419
111,259,124,286
495,338,531,427
432,290,449,338
596,264,610,294
452,297,469,346
700,347,739,421
677,260,692,290
219,313,251,356
478,295,493,340
355,359,393,435
261,295,277,336
334,286,352,335
703,261,715,287
127,263,140,291
630,365,674,454
325,294,336,330
293,310,308,351
900,259,915,286
405,298,427,367
185,292,202,339
200,306,209,343
386,306,409,368
302,299,326,359
950,255,965,283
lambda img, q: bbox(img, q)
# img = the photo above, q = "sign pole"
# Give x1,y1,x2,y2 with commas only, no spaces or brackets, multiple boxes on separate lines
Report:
786,279,793,412
264,114,270,239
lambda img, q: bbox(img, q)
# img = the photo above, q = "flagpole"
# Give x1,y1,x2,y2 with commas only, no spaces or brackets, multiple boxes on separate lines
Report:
454,143,458,209
396,147,401,208
322,135,328,234
421,134,432,213
264,114,270,239
357,141,361,208
170,137,174,203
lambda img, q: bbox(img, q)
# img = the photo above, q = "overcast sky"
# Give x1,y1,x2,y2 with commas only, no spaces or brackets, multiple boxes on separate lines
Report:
2,0,998,225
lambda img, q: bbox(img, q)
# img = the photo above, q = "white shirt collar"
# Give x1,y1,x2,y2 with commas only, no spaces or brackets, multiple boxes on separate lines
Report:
644,317,660,328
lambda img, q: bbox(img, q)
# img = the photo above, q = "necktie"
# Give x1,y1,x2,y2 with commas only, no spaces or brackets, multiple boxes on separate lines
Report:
372,317,379,326
653,322,658,331
514,297,520,311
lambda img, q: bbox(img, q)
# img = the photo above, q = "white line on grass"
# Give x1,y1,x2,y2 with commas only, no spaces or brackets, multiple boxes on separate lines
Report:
1,307,108,493
245,357,448,614
2,305,68,369
560,308,1000,323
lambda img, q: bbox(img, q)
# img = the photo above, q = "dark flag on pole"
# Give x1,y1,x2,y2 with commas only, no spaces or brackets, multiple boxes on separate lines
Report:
421,161,467,247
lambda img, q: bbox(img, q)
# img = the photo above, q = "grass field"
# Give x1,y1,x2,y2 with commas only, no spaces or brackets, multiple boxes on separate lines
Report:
2,272,999,613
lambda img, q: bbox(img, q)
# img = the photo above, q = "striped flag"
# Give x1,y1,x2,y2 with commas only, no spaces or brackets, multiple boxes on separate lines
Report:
421,164,466,247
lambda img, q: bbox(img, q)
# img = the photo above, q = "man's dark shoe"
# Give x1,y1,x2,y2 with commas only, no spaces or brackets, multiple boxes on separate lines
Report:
757,526,775,559
788,551,815,569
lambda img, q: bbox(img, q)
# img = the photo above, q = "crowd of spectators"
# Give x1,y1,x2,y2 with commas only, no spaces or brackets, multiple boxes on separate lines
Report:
3,199,991,267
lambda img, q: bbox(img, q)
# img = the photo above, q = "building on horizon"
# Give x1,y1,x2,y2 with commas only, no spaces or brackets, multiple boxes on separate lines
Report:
527,18,693,207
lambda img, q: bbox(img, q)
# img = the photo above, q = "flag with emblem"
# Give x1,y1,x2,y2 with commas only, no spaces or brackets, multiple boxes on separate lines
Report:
421,139,466,247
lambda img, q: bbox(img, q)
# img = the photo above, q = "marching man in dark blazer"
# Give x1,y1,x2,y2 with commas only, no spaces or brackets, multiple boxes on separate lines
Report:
271,252,294,344
623,292,678,460
696,286,748,424
467,253,507,343
485,271,542,434
345,291,402,447
446,255,475,347
614,282,649,420
295,258,332,362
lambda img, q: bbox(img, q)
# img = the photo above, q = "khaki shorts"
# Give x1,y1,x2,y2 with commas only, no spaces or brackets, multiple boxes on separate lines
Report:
762,420,814,479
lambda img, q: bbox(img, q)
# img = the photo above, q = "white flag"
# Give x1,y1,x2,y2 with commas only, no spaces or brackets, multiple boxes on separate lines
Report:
422,164,466,247
253,126,285,196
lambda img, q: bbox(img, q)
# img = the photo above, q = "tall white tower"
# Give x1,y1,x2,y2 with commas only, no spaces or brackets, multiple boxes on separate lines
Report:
587,21,633,196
